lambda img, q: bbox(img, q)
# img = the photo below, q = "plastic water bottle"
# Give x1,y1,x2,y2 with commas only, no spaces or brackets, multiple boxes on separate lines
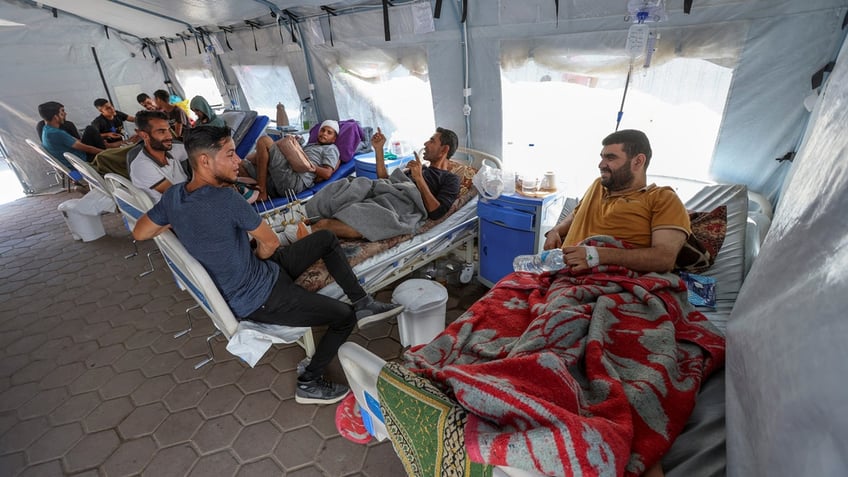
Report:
300,97,315,130
275,102,289,128
513,249,566,273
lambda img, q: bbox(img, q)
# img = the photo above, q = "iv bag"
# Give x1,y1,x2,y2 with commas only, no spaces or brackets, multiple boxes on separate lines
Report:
625,23,650,59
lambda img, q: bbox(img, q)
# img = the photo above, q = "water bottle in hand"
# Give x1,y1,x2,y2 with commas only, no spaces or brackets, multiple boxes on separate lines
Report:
513,249,566,273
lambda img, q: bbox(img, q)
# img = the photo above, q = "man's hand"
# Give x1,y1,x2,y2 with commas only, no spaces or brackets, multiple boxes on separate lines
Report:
408,151,424,181
563,246,591,273
543,231,562,250
371,127,386,151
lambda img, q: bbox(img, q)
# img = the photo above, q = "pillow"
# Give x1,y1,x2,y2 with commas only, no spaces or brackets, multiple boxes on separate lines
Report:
307,119,365,163
447,160,476,196
676,206,727,273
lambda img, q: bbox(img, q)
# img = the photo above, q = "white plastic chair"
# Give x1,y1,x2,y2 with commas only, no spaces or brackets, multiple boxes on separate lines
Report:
64,152,114,204
153,229,315,368
25,138,83,191
107,175,158,276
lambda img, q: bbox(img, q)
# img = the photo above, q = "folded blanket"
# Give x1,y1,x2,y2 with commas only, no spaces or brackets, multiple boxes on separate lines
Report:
304,169,427,241
399,236,726,477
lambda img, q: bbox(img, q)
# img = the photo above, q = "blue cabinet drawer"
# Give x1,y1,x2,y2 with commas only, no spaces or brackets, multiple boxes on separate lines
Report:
477,201,535,231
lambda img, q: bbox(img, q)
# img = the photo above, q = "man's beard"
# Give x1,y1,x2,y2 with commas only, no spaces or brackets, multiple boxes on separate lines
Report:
600,158,634,191
214,174,237,185
148,138,173,152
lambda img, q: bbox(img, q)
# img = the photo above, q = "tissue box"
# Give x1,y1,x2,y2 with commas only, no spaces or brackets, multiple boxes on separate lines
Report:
679,272,717,308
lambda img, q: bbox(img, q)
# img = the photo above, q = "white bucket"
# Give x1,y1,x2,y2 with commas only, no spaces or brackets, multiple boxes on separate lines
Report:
58,198,106,242
392,279,448,347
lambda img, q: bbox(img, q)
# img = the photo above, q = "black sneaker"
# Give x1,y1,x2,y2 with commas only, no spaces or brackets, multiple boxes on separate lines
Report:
295,376,350,404
355,296,404,329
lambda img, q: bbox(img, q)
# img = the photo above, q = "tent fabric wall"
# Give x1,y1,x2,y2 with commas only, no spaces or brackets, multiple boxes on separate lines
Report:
1,0,847,202
726,31,848,476
0,3,168,193
712,6,848,202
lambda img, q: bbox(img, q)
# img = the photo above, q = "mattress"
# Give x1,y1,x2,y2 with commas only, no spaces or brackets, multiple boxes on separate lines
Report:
663,182,751,476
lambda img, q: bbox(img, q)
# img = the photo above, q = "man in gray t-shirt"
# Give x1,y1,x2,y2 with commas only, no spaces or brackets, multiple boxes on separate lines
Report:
241,120,340,201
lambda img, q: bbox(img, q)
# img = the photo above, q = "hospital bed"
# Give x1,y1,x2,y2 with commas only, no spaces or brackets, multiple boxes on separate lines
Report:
338,179,771,477
219,109,269,159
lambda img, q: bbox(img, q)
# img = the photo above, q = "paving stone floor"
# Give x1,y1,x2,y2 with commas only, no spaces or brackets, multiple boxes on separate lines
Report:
0,189,489,476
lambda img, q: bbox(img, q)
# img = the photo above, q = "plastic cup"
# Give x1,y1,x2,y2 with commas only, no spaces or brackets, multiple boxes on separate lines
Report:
521,176,539,194
502,170,516,194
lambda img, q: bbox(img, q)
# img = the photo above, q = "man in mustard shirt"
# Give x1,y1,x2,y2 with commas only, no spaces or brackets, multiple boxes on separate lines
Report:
543,129,690,274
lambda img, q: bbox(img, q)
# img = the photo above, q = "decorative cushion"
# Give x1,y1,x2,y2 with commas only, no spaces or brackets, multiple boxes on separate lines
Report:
676,205,727,273
308,119,365,163
447,160,476,196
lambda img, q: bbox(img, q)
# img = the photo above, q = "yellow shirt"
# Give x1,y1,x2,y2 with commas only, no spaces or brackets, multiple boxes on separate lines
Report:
563,178,690,248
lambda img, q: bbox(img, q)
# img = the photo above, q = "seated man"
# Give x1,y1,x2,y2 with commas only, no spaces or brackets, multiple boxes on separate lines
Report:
189,95,225,128
136,93,158,112
153,89,189,140
393,131,711,477
240,120,341,201
132,125,403,404
129,110,189,202
91,98,137,148
296,127,461,242
37,101,103,168
543,129,690,274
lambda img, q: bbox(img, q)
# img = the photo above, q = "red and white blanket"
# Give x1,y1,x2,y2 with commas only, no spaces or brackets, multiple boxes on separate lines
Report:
402,237,725,476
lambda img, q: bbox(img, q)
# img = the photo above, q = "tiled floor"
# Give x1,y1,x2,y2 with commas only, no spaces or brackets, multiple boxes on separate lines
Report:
0,190,489,476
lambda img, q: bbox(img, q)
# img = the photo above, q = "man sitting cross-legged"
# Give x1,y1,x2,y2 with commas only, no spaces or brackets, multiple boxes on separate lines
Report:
132,125,403,405
240,120,341,202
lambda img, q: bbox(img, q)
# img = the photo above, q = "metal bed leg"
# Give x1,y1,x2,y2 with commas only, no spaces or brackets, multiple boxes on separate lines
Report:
195,329,223,369
174,304,198,339
139,248,160,278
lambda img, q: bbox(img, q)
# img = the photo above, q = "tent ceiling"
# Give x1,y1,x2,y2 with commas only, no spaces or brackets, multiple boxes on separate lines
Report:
32,0,399,39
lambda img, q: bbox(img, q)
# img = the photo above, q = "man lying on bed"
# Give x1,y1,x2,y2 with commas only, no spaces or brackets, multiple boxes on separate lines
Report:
287,127,460,242
240,120,341,202
386,130,725,477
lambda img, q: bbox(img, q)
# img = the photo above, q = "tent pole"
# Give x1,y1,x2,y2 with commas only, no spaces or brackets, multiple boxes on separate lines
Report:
90,46,113,105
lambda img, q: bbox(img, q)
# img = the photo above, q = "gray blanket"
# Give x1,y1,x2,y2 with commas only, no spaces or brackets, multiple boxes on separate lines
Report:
304,169,427,241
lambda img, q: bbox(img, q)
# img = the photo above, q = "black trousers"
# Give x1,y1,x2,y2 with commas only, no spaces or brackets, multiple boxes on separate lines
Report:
245,229,367,377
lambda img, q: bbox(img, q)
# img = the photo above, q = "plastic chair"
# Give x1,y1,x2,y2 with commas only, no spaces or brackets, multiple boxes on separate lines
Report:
64,153,115,208
153,229,315,368
25,138,83,191
106,175,158,277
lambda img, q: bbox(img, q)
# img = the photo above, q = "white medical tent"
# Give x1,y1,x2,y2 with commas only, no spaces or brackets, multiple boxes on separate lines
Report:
1,0,847,475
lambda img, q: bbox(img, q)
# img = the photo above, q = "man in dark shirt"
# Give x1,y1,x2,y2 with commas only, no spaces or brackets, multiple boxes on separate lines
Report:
91,98,136,147
301,127,461,241
153,89,189,140
137,93,158,112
